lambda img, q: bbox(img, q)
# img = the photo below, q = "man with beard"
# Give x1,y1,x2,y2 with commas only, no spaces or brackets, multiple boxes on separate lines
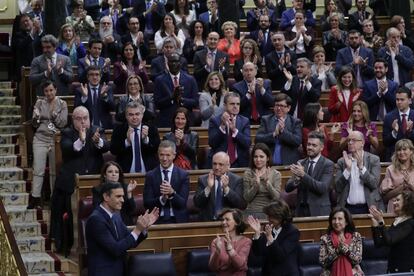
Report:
246,0,278,32
335,30,374,88
248,14,274,58
362,58,398,121
90,16,122,62
348,0,379,33
121,16,149,63
286,131,334,217
29,34,73,95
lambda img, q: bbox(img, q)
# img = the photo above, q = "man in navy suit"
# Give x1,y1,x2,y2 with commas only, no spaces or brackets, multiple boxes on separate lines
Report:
335,29,375,88
150,37,188,81
246,0,278,32
348,0,380,33
362,58,397,121
280,0,315,31
282,57,322,120
143,140,190,224
198,0,220,34
110,102,160,173
256,93,302,166
86,182,159,276
27,0,45,30
78,38,111,83
232,62,274,124
377,27,414,87
208,92,251,168
193,152,246,221
121,16,149,62
74,66,115,129
154,53,198,127
383,87,414,161
248,14,274,58
193,31,229,91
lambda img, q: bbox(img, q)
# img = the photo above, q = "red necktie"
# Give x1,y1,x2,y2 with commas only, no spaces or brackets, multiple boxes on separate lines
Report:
250,84,259,122
227,126,236,164
402,114,408,135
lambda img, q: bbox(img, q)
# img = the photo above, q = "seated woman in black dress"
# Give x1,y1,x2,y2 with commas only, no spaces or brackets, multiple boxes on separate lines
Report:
182,20,207,63
369,191,414,273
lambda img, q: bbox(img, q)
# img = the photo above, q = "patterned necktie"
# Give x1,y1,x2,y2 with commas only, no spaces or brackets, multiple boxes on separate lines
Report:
134,128,142,172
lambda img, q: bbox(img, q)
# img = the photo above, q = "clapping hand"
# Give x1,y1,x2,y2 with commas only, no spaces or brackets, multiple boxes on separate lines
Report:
247,215,261,236
264,224,274,243
283,68,293,82
368,205,384,226
92,128,101,144
127,180,138,194
343,151,352,171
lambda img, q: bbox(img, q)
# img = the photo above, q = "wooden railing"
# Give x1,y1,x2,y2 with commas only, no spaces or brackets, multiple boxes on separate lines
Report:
0,199,28,276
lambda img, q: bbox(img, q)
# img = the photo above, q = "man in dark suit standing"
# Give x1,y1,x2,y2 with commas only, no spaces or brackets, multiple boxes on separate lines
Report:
208,92,251,168
248,14,274,58
286,131,334,217
348,0,380,33
383,87,414,161
198,0,220,34
86,182,159,276
335,30,375,88
78,38,111,84
194,152,246,221
256,93,302,166
110,102,160,173
132,0,164,41
74,66,115,129
154,53,198,127
282,57,322,120
232,62,274,124
362,58,397,121
193,31,229,90
50,106,109,255
143,140,189,223
265,32,297,91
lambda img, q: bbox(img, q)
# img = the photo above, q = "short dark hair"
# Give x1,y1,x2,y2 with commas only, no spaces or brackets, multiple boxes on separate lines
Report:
374,58,388,68
100,181,123,199
348,29,361,36
88,38,103,49
249,143,272,169
224,92,240,104
40,80,56,91
327,207,356,234
308,130,325,145
218,208,247,235
397,86,412,99
274,93,292,106
263,200,292,225
87,65,101,75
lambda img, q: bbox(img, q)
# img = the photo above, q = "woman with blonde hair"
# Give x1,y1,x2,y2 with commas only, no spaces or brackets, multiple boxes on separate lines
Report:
339,100,379,153
380,139,414,212
233,38,262,82
199,71,227,127
56,23,86,65
217,21,241,64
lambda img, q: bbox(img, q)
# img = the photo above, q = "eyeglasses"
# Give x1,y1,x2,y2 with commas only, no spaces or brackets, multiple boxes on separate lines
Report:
348,138,363,144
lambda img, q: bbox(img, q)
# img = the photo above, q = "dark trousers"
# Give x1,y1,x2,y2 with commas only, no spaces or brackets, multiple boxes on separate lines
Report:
156,216,176,224
345,203,369,214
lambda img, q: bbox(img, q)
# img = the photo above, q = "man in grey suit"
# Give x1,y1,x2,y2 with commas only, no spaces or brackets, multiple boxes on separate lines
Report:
286,131,334,217
336,130,384,214
29,34,73,96
193,152,246,221
255,93,302,165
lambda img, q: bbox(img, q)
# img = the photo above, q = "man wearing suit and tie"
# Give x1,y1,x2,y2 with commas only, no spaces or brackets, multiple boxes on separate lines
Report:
248,14,274,58
362,58,397,121
194,152,246,221
143,140,190,224
282,57,322,120
198,0,220,33
77,38,111,84
208,92,251,168
336,130,384,214
29,34,73,96
286,131,334,217
335,30,375,88
232,62,274,124
193,31,229,91
74,66,115,129
110,102,160,173
255,93,302,166
121,16,149,62
383,87,414,161
154,53,198,128
86,182,159,276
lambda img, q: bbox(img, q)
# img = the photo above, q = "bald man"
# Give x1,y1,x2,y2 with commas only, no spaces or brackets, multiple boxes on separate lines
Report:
335,130,384,214
193,152,246,221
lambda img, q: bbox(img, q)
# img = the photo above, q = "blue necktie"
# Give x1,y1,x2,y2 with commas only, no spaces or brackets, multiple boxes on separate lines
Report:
162,169,171,219
92,87,99,126
215,177,223,219
111,216,119,239
272,120,282,165
134,128,142,172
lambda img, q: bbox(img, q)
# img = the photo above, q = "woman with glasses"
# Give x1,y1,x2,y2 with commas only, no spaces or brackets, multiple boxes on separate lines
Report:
233,39,262,82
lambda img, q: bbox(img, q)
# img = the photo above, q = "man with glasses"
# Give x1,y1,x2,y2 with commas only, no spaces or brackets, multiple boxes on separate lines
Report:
255,93,302,165
383,87,414,161
335,130,384,214
90,16,122,62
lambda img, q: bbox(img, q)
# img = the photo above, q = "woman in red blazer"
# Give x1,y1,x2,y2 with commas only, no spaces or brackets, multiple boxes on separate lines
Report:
328,66,362,122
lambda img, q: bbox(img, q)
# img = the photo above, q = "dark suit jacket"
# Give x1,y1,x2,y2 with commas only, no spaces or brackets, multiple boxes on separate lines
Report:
121,32,149,61
163,131,199,169
232,79,274,120
208,114,251,168
285,156,334,216
55,126,109,194
74,84,115,129
322,29,348,61
377,45,414,86
246,8,277,32
255,114,302,165
77,56,111,84
281,75,322,119
153,71,199,127
132,0,164,33
86,206,146,276
193,172,246,221
110,122,160,173
193,48,229,90
348,10,380,33
251,223,300,276
12,31,43,80
335,46,375,82
383,109,414,161
90,32,122,62
265,48,297,90
233,59,263,82
115,95,155,124
280,8,315,30
143,166,190,223
362,78,397,121
248,29,274,58
198,11,220,33
150,55,188,81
